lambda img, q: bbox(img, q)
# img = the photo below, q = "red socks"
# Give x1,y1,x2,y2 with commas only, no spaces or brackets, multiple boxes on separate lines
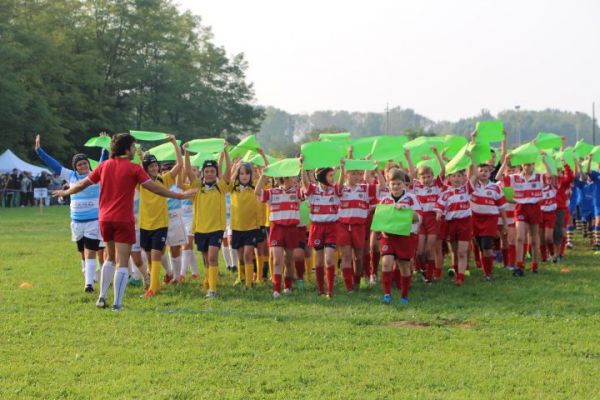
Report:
482,256,494,277
273,274,282,293
541,245,548,262
342,267,354,291
425,260,434,282
472,245,482,268
315,266,325,294
295,260,305,280
400,275,411,298
284,276,293,290
508,245,516,266
455,272,465,286
325,266,335,295
382,271,392,295
531,262,538,272
393,269,401,290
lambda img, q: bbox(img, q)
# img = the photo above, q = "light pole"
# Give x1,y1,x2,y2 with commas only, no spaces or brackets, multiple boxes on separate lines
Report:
514,105,521,145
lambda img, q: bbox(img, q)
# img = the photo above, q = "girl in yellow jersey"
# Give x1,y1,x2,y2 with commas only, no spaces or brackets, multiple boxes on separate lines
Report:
184,143,231,298
229,150,269,288
138,135,182,298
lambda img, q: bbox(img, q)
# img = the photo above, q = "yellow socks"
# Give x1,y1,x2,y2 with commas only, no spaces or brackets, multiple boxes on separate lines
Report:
208,265,218,292
245,264,253,288
305,255,314,282
237,260,243,282
255,255,263,281
202,268,209,290
150,260,161,293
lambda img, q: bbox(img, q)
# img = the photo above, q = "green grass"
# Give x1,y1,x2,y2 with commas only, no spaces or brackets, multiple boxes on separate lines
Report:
1,207,599,399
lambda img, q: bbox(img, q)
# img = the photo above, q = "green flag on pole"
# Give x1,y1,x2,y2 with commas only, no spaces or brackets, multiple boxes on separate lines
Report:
370,205,413,236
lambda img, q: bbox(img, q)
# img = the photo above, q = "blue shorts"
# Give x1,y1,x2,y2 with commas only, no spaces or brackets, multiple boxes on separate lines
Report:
582,210,595,222
194,231,224,253
230,229,259,250
140,228,168,252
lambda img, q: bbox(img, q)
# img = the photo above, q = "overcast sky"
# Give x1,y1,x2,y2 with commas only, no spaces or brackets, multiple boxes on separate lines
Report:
177,0,599,121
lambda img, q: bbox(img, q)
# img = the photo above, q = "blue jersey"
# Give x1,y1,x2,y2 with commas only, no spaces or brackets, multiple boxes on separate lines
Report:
589,171,600,211
167,183,182,213
576,179,595,216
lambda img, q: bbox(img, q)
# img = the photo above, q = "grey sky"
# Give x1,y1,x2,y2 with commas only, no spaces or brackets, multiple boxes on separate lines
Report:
178,0,599,121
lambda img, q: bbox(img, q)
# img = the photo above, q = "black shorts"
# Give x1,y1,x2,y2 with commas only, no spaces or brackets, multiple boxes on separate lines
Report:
256,227,268,243
76,237,101,252
475,236,495,251
140,228,168,252
195,231,224,253
231,229,259,250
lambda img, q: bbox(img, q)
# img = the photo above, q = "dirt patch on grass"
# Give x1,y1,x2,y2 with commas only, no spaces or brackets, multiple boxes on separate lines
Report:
390,319,476,329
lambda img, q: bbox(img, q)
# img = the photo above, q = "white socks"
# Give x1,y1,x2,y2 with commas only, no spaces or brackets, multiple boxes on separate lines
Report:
161,253,172,274
170,255,181,279
99,261,115,299
84,258,96,287
129,258,142,279
81,259,85,274
113,267,128,308
181,250,199,276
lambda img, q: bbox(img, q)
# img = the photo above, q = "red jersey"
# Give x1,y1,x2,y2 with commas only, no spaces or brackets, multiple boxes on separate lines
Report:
503,173,546,204
436,182,474,221
470,180,507,216
556,164,574,209
304,183,341,223
261,187,301,226
410,177,445,213
87,158,150,223
338,183,376,224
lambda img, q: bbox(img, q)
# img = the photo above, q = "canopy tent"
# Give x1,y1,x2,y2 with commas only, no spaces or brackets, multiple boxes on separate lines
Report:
0,149,50,175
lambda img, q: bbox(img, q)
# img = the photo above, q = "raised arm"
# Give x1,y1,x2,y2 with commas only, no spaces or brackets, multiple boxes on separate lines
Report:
539,151,554,179
34,134,64,175
168,135,183,179
299,156,311,191
337,158,346,186
182,144,196,184
496,154,511,180
221,142,232,184
433,146,445,178
405,149,415,180
254,173,268,197
257,148,269,167
500,131,508,161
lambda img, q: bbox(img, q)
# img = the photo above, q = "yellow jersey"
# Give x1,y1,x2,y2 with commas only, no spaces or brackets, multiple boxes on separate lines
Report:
191,178,230,233
229,183,260,231
138,173,174,230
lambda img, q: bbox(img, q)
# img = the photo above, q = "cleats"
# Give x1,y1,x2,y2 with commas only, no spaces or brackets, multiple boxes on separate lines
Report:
295,279,305,290
128,278,142,287
484,275,493,282
143,289,156,298
96,297,107,309
233,278,243,286
205,291,217,298
513,268,524,277
272,291,281,299
399,296,409,304
382,294,392,304
163,273,173,284
283,288,292,295
84,284,95,293
448,268,455,277
191,274,199,281
111,305,123,312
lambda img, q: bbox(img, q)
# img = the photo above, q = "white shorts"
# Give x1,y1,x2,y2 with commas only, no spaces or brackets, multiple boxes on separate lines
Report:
182,216,193,237
70,220,101,242
131,227,142,252
167,214,188,247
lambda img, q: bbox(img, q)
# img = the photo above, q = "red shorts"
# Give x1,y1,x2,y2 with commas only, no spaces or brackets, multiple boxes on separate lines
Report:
445,217,473,242
418,212,440,236
269,224,300,249
541,211,557,229
438,219,447,240
309,222,338,249
379,234,413,260
100,221,136,244
337,223,367,248
473,214,499,237
515,203,542,225
296,226,308,249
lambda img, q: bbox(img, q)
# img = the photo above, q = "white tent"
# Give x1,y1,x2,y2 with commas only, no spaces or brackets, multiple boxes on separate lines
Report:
0,149,51,176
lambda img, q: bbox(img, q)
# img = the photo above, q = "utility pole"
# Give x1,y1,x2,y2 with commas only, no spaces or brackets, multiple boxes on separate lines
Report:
385,103,390,135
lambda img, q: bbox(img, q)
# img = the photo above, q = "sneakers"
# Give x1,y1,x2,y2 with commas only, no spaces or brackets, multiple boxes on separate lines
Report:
144,289,156,298
484,275,493,282
84,284,95,293
513,268,524,277
111,305,123,312
205,291,217,298
296,279,305,290
163,273,173,284
96,297,107,309
191,274,199,281
399,296,409,304
566,242,574,249
464,270,471,277
233,278,243,286
143,273,150,289
382,294,392,304
128,277,142,287
272,291,281,299
448,268,455,277
283,288,292,295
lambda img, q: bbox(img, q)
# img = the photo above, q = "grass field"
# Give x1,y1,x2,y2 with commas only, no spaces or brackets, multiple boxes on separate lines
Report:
1,206,599,399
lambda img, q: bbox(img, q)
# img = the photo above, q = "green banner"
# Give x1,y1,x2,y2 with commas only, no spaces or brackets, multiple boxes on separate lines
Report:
84,136,111,150
319,132,351,142
574,140,593,158
475,121,504,143
510,142,539,166
264,158,301,177
502,187,514,202
130,130,169,141
186,138,225,155
301,141,343,170
148,140,181,162
370,136,409,163
370,205,413,236
535,132,562,150
444,135,468,158
445,145,471,175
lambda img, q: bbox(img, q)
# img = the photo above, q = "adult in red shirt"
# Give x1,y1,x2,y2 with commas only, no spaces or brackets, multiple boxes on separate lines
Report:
54,133,194,311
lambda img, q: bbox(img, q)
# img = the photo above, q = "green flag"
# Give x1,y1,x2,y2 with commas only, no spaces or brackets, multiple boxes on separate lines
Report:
445,145,472,175
301,141,342,170
370,136,409,163
591,146,600,163
242,150,276,167
236,135,260,151
89,159,98,170
416,159,441,177
468,142,492,164
370,205,413,236
475,121,504,143
444,135,468,158
190,152,220,167
186,138,225,155
535,153,557,175
319,132,351,142
502,187,514,202
510,142,540,166
404,136,444,162
148,140,181,162
130,130,169,141
344,159,377,171
535,132,562,150
84,136,111,150
555,147,576,169
264,158,301,177
574,140,593,158
350,136,381,159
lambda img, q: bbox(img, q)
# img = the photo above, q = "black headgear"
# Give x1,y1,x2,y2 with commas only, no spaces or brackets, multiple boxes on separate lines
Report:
72,153,89,170
316,167,333,185
143,154,159,171
202,160,218,171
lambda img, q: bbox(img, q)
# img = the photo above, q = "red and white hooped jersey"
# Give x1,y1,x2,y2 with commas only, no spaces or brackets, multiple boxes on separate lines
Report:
338,183,376,224
503,173,546,204
373,184,390,205
540,184,557,212
304,183,341,223
470,180,507,216
435,183,474,221
410,177,445,213
379,191,422,233
496,181,515,225
261,187,301,226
